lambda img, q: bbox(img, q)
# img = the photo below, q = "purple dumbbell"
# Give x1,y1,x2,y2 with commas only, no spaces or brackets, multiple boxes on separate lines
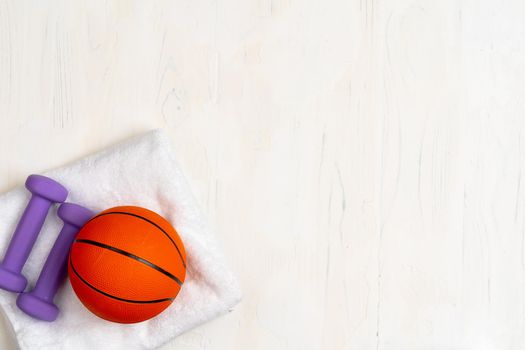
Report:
17,203,93,321
0,175,68,292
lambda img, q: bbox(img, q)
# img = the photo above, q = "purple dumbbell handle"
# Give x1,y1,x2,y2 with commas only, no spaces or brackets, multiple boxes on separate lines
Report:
3,196,55,272
32,223,80,301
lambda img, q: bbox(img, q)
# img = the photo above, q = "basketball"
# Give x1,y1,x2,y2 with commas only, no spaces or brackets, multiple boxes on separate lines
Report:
68,206,186,323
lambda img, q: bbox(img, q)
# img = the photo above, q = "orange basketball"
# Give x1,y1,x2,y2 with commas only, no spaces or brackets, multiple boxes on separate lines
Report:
68,206,186,323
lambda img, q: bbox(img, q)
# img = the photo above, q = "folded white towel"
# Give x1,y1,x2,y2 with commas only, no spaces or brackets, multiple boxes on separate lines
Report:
0,130,242,349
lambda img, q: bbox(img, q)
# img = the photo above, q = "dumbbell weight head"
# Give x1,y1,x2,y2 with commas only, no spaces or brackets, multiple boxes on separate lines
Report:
25,175,68,203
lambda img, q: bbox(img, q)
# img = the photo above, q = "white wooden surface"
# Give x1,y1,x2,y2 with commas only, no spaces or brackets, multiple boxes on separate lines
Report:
0,0,524,349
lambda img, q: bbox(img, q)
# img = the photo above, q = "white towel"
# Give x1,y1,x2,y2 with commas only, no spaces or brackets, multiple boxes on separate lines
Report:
0,130,242,349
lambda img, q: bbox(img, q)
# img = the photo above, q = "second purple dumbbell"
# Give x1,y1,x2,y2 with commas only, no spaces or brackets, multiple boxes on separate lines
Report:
0,175,68,292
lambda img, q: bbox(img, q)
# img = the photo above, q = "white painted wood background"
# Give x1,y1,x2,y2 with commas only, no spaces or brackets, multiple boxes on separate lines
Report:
0,0,524,349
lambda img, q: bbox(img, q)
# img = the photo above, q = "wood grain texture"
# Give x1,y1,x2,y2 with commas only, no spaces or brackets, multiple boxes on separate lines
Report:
0,0,524,349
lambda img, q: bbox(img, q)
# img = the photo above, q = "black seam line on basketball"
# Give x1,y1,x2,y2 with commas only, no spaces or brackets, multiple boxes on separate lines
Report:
69,258,174,304
87,211,186,268
74,238,183,287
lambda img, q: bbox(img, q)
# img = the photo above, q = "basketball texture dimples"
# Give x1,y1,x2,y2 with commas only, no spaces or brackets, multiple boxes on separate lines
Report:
68,206,186,324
